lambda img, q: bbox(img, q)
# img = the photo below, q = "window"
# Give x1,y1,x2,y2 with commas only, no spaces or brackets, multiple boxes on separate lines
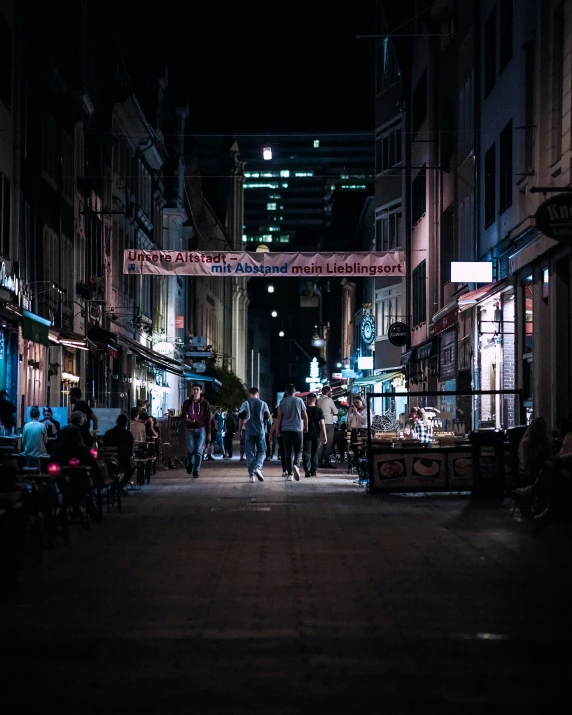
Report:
375,123,402,174
376,286,402,338
523,275,533,404
61,130,74,204
267,202,277,210
313,140,320,148
0,173,10,259
458,72,474,161
499,120,512,212
484,7,496,97
41,115,59,186
484,143,496,227
376,37,400,93
543,267,549,301
0,14,12,109
412,261,426,327
411,167,426,226
524,41,535,173
499,0,513,72
412,70,427,133
551,5,564,163
375,202,402,251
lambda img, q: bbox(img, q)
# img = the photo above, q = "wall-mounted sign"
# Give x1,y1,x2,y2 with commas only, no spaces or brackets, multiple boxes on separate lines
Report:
388,322,410,347
305,357,322,392
535,194,572,239
332,372,343,379
153,341,175,356
451,262,492,283
185,350,213,358
357,356,373,370
191,336,207,347
192,362,207,373
124,250,406,278
0,262,19,296
360,308,375,345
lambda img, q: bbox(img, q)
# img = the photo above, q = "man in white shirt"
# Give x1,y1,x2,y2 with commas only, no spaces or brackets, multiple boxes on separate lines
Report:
317,385,337,468
22,406,48,460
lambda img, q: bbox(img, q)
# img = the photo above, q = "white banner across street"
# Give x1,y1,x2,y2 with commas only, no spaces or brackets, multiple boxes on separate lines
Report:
123,250,405,277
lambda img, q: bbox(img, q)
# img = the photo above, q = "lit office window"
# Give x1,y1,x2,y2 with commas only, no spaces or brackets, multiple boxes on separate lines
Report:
267,202,277,210
313,140,320,148
281,182,288,188
242,236,247,242
295,171,314,177
280,170,290,177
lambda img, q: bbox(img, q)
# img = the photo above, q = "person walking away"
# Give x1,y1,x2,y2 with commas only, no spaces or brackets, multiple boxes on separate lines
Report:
270,393,288,474
70,387,99,441
204,409,218,461
303,393,326,477
317,385,337,468
103,413,135,490
239,387,270,482
22,406,48,466
223,409,236,458
274,384,308,481
213,408,226,457
181,383,211,477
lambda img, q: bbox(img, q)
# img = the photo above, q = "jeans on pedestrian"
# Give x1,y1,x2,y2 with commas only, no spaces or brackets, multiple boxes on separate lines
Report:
281,430,302,475
303,434,319,475
319,424,335,465
277,436,286,471
245,433,266,475
186,428,206,473
215,431,225,455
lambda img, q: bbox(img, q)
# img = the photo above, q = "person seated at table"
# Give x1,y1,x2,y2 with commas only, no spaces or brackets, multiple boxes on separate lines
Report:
51,425,99,519
140,412,158,440
130,407,146,443
41,407,61,453
70,410,93,447
103,413,135,488
517,417,552,487
70,387,99,439
22,406,48,460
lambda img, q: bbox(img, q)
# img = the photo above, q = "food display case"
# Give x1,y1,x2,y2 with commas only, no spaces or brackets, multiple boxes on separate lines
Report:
365,389,525,494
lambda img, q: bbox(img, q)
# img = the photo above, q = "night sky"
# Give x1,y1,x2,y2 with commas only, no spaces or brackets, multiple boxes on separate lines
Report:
110,2,375,135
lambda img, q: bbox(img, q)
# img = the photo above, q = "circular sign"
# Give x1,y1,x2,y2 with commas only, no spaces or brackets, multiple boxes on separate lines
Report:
361,311,375,345
387,322,410,347
192,362,207,373
535,194,572,239
153,341,175,356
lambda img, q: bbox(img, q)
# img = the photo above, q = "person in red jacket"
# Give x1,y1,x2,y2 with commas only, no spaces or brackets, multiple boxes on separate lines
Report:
181,384,211,477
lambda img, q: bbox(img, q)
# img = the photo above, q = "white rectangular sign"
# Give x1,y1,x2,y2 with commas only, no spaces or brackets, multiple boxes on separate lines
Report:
123,250,405,278
451,261,493,283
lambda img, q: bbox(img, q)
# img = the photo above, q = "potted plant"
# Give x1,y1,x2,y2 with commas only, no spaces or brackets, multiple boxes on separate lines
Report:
76,276,105,300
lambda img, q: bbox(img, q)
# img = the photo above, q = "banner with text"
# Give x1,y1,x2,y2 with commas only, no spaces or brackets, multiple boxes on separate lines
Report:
123,250,405,277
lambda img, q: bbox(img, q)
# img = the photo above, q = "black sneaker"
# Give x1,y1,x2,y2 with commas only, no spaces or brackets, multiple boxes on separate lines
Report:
310,472,316,477
304,472,311,478
192,471,199,478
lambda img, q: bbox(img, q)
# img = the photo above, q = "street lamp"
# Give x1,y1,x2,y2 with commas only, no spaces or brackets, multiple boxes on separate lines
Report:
263,147,272,160
267,285,274,293
271,311,278,317
279,331,284,337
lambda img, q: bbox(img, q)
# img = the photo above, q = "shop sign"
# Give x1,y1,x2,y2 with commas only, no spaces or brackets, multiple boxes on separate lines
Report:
415,338,438,361
388,322,410,347
153,341,175,356
305,357,322,392
433,308,458,335
535,194,572,239
332,372,343,379
0,262,19,296
360,307,375,345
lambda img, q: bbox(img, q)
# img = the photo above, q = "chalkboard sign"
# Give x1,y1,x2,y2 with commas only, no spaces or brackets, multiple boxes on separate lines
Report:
94,408,123,436
470,431,505,497
168,417,188,458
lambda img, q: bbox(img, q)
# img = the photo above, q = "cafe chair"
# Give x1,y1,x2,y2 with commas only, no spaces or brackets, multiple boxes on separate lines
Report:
93,446,123,514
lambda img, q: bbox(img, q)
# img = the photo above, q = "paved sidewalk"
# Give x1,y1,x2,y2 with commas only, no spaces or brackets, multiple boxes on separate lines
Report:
1,456,571,713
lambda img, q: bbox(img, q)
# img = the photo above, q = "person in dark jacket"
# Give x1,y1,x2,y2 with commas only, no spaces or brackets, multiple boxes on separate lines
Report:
181,384,211,477
103,413,135,486
223,408,236,459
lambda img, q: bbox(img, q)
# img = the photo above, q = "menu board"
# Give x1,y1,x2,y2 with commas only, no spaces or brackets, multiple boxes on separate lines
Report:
447,452,473,488
372,452,447,490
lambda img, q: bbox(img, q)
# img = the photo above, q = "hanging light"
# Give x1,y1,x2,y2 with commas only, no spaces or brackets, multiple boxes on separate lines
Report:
263,147,272,160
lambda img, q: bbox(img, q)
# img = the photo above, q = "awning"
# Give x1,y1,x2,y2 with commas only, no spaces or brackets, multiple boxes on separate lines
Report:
118,334,184,377
23,310,51,346
352,371,403,387
410,337,438,361
458,278,508,310
49,328,89,351
432,301,459,335
183,369,222,387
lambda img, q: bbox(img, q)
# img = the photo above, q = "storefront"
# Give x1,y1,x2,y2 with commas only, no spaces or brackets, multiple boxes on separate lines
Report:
21,310,51,416
118,334,185,416
47,328,88,408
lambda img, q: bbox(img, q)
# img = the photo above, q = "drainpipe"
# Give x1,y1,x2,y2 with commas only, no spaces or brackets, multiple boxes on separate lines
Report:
472,0,482,429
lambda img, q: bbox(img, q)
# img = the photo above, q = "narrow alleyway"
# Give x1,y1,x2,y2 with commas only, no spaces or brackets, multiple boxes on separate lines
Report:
2,459,571,713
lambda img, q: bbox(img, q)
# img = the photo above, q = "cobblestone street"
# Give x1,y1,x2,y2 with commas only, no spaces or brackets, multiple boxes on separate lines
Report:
2,458,572,713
